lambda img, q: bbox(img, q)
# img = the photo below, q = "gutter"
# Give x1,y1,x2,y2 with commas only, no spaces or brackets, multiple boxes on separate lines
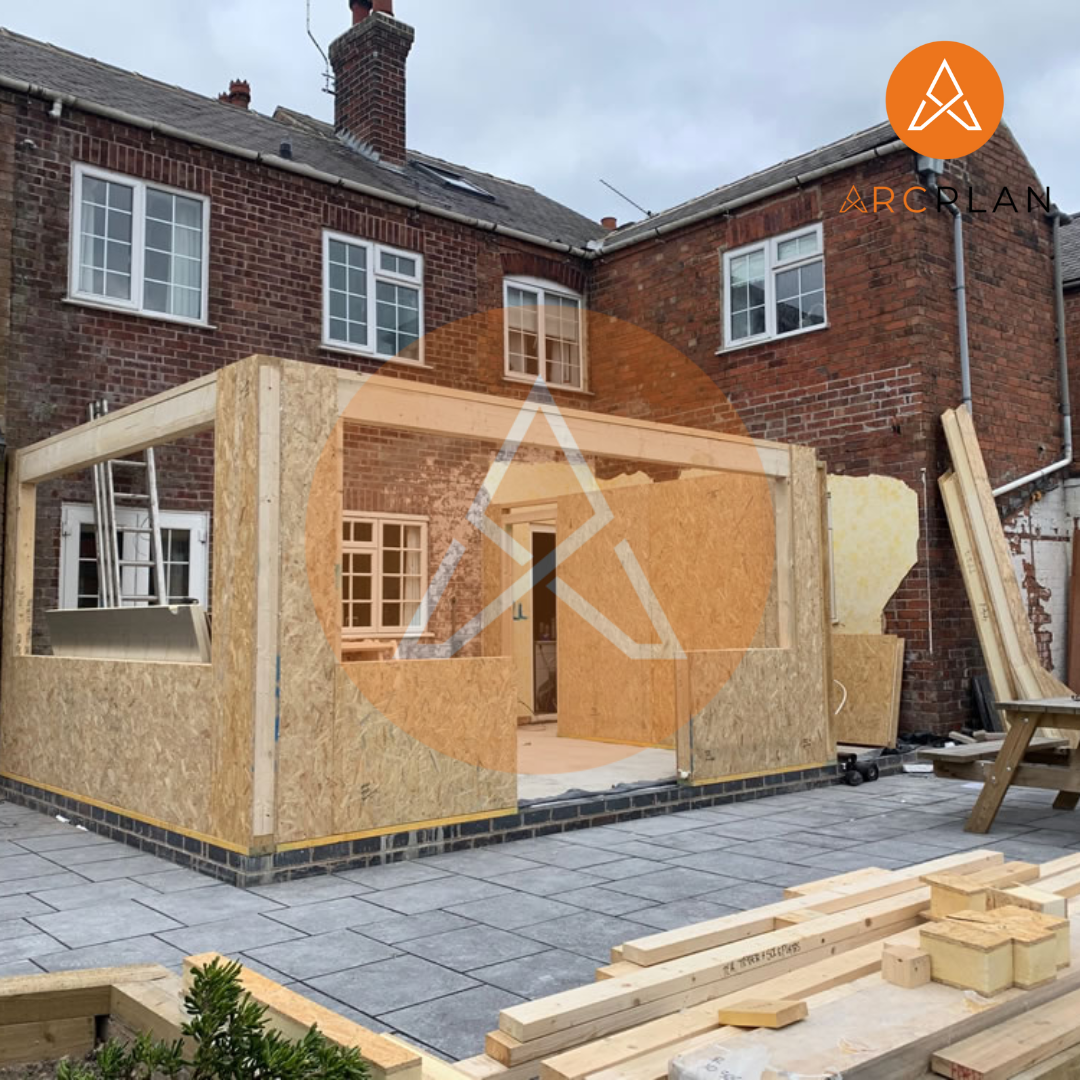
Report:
598,139,909,255
992,207,1074,498
1,74,909,262
0,75,594,259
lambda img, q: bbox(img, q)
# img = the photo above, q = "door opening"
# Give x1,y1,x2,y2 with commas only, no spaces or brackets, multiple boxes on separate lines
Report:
531,527,557,718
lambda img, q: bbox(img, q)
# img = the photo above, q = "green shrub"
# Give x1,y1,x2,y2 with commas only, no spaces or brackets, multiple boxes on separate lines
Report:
55,958,370,1080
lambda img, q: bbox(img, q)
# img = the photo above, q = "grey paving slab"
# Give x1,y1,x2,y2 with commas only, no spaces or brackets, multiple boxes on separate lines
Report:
250,877,375,907
778,831,862,851
445,893,582,930
10,830,116,854
399,924,548,970
1018,829,1080,849
496,841,630,871
421,850,545,880
654,830,747,854
0,893,55,921
0,853,63,882
286,986,391,1032
0,918,36,942
380,985,525,1062
601,839,689,861
606,816,716,838
516,912,657,962
550,826,644,848
132,868,223,893
668,850,790,881
40,843,144,868
0,959,44,976
339,862,451,891
556,886,658,917
0,932,69,963
584,857,671,881
471,948,600,1000
28,898,182,948
157,914,306,956
0,841,26,859
139,884,284,926
308,954,479,1015
721,838,847,865
696,817,807,841
781,851,907,874
600,866,739,902
30,879,165,912
266,896,405,934
809,819,915,842
245,929,400,980
623,898,742,932
992,840,1076,863
1021,814,1080,831
488,866,607,897
355,911,477,945
365,877,513,915
34,934,186,973
0,872,90,898
74,854,181,882
704,881,787,908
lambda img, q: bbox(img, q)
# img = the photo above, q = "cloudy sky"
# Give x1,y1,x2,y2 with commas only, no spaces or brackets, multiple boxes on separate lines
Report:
10,1,1080,221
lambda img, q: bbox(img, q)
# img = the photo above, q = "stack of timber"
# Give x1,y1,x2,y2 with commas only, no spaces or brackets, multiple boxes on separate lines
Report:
939,407,1075,740
454,850,1080,1080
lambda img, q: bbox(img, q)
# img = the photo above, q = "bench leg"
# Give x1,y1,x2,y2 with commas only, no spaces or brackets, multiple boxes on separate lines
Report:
966,714,1038,834
1053,791,1080,811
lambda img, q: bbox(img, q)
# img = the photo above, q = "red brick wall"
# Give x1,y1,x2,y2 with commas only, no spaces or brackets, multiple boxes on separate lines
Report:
587,128,1060,732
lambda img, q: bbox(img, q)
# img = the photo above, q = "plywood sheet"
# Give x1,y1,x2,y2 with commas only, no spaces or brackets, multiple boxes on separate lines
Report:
274,360,341,844
555,474,775,745
828,474,918,635
686,447,831,780
830,634,905,748
0,655,214,833
332,659,517,834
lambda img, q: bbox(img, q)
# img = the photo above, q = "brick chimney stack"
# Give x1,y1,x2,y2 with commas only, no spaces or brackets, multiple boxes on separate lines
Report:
218,79,251,109
330,0,414,168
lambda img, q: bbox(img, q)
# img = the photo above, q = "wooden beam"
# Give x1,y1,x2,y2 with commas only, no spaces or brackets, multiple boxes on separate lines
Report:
18,373,218,484
0,964,172,1025
337,374,792,479
0,1017,95,1067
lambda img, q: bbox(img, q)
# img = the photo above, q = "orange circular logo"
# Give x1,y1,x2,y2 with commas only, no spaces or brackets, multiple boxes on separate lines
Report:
886,41,1003,158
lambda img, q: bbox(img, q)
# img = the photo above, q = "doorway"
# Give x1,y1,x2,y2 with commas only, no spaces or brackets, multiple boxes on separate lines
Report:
531,527,557,718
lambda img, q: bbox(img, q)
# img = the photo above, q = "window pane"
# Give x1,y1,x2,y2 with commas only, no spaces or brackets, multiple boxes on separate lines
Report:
79,175,133,302
327,240,368,346
750,307,766,336
775,257,825,335
383,603,401,627
143,189,204,319
801,290,826,326
777,300,800,335
731,311,749,340
375,282,421,357
800,261,823,292
775,268,798,301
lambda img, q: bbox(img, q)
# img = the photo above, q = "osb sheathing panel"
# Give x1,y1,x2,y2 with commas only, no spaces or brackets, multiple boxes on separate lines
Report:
333,659,517,833
274,360,341,845
208,359,261,846
1,656,214,830
830,634,905,747
556,474,775,745
828,474,919,635
687,448,831,780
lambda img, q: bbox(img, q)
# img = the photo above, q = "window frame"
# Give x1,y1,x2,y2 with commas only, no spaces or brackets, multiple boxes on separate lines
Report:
68,163,211,327
341,511,430,639
503,275,587,392
322,230,426,365
59,503,210,609
720,223,827,352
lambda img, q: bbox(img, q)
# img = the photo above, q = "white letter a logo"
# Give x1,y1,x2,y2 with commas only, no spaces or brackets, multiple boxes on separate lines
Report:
909,59,981,132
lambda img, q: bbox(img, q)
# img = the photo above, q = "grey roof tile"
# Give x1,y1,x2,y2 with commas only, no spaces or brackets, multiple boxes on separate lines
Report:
1061,217,1080,286
0,27,607,250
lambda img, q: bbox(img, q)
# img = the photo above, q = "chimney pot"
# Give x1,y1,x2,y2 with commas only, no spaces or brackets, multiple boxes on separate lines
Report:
350,0,372,23
601,216,618,231
218,78,251,109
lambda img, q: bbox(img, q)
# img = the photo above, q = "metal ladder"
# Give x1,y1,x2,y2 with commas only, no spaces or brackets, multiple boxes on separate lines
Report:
88,399,168,607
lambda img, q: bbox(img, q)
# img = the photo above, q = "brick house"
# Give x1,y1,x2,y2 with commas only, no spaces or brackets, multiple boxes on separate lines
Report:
0,1,1071,736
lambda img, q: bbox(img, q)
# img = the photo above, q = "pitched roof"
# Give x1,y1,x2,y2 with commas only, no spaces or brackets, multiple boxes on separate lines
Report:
0,27,608,251
1061,217,1080,286
604,122,903,247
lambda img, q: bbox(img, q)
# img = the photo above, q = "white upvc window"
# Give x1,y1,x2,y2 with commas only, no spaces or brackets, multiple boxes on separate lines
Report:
721,223,826,350
341,512,429,637
68,164,210,325
323,231,424,364
59,504,210,609
504,276,585,391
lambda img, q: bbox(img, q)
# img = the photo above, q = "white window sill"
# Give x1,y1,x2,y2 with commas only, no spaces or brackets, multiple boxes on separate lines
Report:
342,632,435,644
503,374,594,397
63,296,214,330
716,321,829,356
320,342,432,370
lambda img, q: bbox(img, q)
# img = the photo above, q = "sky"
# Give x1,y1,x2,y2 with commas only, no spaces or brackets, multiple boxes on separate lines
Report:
9,0,1080,222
